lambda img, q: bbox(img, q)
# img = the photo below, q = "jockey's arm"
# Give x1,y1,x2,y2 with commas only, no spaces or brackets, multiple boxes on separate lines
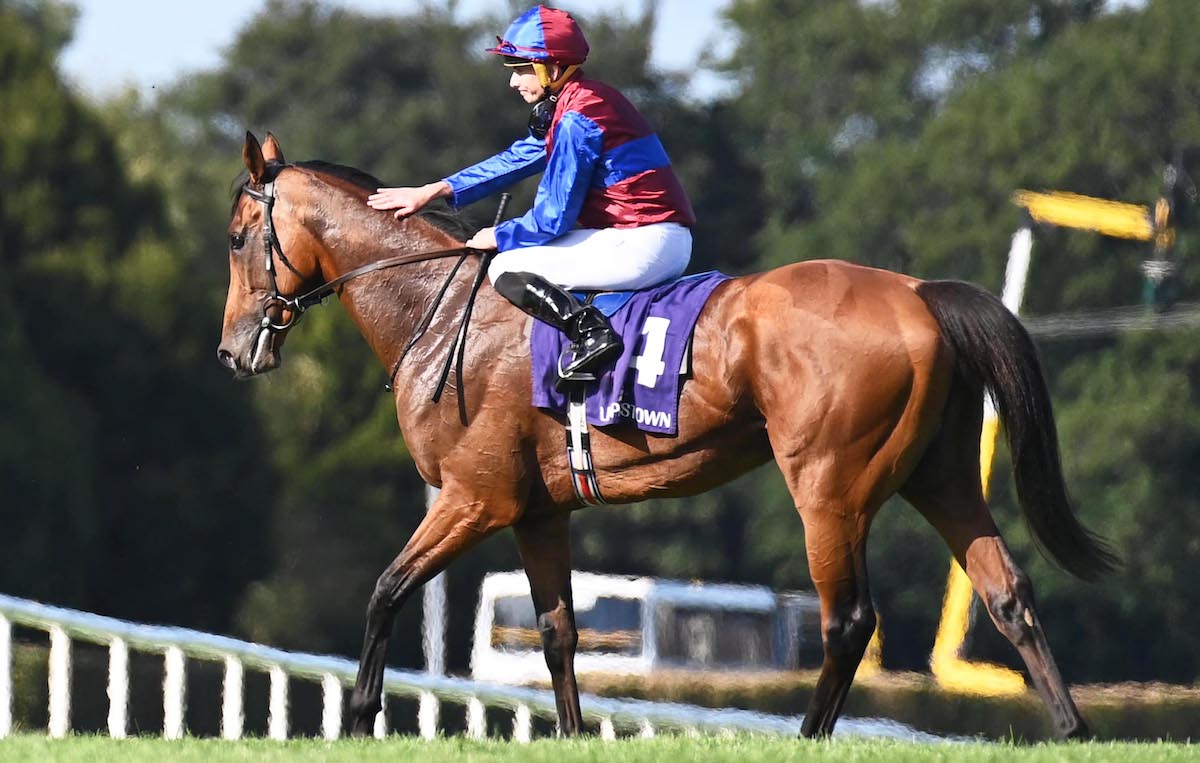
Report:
443,134,548,208
367,135,547,219
494,111,602,252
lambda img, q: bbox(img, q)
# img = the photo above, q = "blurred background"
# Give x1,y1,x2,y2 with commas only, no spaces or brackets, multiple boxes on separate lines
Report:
3,0,1200,739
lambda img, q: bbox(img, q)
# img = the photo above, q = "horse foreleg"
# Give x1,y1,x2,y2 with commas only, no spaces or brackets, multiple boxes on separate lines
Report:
513,512,583,736
798,507,876,738
347,487,512,736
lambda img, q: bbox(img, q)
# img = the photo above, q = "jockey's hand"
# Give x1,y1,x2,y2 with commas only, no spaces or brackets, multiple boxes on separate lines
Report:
465,227,498,251
367,181,450,219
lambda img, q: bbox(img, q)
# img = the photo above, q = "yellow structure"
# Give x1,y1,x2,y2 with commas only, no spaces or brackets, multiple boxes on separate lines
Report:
928,188,1173,695
1014,190,1156,241
930,415,1025,694
857,622,883,678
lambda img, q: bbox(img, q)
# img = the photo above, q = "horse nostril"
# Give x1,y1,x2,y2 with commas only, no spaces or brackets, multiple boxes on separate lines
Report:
217,348,236,370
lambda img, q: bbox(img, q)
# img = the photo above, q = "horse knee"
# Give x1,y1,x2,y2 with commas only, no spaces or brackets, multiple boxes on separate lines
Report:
822,603,876,660
985,575,1037,646
538,608,578,674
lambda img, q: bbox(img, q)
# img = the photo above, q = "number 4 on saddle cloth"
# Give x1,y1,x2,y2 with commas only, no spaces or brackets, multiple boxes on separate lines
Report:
530,271,730,437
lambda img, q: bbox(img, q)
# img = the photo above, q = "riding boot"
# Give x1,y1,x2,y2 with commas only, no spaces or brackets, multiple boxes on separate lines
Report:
494,271,623,381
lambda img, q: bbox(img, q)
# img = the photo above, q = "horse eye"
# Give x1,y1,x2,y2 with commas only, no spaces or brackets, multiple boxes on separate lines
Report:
230,234,246,251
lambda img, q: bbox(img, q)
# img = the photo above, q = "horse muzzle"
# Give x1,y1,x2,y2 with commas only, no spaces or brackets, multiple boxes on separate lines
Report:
217,323,281,378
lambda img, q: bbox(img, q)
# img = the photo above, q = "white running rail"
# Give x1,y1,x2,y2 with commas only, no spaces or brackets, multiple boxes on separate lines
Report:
0,593,944,742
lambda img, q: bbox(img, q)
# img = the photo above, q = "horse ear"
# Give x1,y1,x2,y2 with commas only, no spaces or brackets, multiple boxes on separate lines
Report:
243,131,266,185
262,132,286,164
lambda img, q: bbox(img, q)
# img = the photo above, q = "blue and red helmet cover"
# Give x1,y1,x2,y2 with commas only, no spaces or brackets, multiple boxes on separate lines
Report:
486,5,589,65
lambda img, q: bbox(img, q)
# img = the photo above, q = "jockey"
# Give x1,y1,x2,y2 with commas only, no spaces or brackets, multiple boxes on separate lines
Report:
367,4,695,381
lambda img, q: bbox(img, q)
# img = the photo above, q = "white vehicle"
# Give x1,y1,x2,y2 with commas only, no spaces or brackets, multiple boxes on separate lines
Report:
471,571,822,684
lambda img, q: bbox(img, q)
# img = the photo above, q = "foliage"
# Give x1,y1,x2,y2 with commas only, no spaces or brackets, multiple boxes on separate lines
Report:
0,0,271,630
107,0,750,664
720,0,1200,681
5,0,1200,699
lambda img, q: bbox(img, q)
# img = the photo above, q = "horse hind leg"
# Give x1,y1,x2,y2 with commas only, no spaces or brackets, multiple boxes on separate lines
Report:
901,448,1089,738
795,503,878,738
766,417,891,735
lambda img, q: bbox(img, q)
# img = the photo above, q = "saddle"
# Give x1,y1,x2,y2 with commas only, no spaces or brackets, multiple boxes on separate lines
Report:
530,271,730,436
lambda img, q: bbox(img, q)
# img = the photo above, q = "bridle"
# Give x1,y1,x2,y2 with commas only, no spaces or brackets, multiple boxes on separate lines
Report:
241,180,307,332
239,171,507,420
240,177,471,334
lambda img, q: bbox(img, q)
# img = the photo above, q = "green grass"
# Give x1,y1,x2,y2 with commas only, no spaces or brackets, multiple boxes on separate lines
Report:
0,735,1195,762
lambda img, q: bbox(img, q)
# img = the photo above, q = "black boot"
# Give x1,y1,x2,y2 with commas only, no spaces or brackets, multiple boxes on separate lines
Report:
494,271,623,382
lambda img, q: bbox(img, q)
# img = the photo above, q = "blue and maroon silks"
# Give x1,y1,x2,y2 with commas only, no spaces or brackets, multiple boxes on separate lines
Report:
443,75,696,254
485,5,590,64
531,272,730,435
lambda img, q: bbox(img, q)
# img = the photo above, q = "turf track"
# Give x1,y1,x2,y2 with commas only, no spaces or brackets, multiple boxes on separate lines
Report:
0,735,1195,762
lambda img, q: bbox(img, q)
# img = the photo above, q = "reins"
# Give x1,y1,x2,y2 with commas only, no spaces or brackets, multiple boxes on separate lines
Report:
429,194,509,424
294,244,477,314
242,172,507,423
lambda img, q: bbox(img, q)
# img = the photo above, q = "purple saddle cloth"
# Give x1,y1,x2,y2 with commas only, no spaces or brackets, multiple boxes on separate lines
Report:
531,271,730,435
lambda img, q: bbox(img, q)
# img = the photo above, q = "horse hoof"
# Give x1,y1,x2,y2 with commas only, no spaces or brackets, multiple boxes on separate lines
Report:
1061,719,1091,741
347,708,379,738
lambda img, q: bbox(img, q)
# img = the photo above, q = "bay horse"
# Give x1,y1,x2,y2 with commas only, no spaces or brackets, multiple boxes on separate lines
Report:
219,132,1115,739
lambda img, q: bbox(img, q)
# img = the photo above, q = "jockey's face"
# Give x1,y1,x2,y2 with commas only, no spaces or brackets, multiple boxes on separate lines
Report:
508,63,561,104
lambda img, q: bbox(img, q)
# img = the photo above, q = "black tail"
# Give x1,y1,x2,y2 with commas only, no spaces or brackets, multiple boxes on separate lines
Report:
915,280,1118,581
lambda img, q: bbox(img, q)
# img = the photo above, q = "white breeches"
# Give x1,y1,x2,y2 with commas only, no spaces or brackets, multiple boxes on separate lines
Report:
487,222,693,291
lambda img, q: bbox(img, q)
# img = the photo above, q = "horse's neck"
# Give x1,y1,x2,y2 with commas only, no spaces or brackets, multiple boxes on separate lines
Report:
310,190,479,378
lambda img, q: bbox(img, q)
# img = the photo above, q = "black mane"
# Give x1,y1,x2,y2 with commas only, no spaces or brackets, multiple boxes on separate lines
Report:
231,160,483,241
295,160,384,192
298,160,482,241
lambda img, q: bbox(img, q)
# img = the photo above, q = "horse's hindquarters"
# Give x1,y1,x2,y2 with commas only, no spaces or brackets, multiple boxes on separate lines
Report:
526,261,953,511
738,261,953,514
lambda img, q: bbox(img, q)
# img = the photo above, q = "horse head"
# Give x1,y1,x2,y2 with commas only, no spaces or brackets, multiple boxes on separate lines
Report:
218,131,324,378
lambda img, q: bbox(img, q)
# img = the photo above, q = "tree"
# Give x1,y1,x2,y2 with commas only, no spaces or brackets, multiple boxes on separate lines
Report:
127,0,740,666
0,0,273,629
721,0,1200,680
16,0,1198,686
724,0,1105,272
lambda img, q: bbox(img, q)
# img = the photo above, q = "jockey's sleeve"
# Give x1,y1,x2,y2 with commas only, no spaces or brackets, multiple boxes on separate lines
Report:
494,111,603,251
441,135,548,208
